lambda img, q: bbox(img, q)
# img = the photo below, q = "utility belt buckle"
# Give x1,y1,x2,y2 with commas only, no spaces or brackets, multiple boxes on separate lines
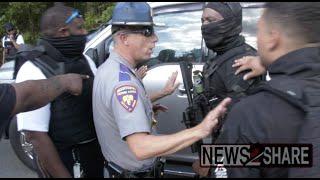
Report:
105,161,126,178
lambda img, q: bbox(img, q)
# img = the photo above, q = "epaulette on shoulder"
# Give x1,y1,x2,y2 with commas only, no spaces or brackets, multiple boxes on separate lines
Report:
119,63,131,82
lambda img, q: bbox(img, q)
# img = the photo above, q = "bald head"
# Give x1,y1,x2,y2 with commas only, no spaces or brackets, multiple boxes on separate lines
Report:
40,3,74,37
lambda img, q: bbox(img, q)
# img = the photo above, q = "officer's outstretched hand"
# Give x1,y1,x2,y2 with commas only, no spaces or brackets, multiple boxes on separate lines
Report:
197,98,232,138
232,56,266,80
59,73,90,96
136,65,148,79
152,103,168,116
161,71,180,96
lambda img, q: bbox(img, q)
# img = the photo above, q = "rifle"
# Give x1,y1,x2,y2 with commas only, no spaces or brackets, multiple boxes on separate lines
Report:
179,60,224,152
179,61,204,153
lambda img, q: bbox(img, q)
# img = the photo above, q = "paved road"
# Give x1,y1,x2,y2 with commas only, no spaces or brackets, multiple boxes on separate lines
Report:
0,139,37,178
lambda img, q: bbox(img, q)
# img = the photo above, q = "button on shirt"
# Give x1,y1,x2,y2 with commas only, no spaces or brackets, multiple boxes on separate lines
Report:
93,51,156,171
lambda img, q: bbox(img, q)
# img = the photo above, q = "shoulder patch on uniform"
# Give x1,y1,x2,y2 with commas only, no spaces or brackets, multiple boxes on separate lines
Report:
115,85,138,112
119,64,131,82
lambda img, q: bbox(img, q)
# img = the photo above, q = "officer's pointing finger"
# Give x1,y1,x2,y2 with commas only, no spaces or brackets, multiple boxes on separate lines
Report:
80,74,90,79
209,98,232,118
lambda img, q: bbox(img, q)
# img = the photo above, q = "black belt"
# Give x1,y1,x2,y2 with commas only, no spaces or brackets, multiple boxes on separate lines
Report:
105,159,164,178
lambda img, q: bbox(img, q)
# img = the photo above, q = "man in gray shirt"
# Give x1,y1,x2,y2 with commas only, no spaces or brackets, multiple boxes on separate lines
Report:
92,2,232,178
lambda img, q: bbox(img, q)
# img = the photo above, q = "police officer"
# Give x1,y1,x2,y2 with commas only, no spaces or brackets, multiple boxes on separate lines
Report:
212,2,320,178
15,3,104,178
92,2,232,178
2,22,24,64
0,74,88,137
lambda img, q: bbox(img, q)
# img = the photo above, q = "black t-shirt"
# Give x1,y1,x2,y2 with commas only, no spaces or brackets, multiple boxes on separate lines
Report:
0,84,16,135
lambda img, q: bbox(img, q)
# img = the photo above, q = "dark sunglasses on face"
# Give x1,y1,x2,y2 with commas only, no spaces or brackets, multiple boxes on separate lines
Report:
122,26,155,37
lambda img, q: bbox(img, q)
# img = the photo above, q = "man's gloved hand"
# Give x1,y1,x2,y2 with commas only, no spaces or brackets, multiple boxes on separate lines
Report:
59,73,90,96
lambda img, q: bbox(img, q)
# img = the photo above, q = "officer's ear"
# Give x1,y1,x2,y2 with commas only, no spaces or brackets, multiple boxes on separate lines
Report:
118,33,129,46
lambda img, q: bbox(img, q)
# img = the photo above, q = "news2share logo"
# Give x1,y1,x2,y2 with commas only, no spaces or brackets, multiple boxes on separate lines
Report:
200,144,312,168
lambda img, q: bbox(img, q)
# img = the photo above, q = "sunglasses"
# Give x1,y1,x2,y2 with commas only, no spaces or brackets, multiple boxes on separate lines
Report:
65,9,83,24
122,26,155,37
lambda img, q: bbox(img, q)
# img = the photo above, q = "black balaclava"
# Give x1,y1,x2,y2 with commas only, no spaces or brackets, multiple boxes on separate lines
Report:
201,2,245,55
40,34,87,60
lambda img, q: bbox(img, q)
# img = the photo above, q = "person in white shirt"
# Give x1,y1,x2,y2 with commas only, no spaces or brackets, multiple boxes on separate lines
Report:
2,22,24,64
15,3,103,178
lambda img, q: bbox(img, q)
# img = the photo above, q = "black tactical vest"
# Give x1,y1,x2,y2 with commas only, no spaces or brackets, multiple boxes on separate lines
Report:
26,43,97,150
202,43,259,101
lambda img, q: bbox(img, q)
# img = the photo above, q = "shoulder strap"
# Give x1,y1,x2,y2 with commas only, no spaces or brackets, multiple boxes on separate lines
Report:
14,45,45,79
31,56,65,78
204,45,247,78
16,44,65,78
259,83,306,111
249,77,307,112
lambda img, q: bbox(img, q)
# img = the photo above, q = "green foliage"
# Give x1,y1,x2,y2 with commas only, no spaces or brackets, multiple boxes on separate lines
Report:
84,3,115,30
0,2,115,45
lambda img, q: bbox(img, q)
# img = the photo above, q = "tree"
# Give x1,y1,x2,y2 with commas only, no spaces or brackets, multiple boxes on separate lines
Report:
0,2,115,45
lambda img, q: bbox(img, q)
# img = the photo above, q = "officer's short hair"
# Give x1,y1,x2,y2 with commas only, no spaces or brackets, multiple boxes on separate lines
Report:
111,25,150,45
40,3,74,37
111,25,129,45
264,2,320,44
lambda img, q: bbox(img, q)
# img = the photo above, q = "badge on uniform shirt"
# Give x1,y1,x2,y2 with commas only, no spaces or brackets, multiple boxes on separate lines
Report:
115,85,138,112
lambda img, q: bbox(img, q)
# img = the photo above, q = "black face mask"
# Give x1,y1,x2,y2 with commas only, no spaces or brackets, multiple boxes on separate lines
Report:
41,34,87,59
201,16,243,54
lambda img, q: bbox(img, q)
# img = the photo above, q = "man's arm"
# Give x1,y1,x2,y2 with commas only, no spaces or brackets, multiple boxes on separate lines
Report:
126,98,231,160
11,73,89,116
26,131,71,178
150,71,180,102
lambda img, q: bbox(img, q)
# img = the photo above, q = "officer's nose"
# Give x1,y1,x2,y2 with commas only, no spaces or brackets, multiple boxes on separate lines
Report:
152,34,159,43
